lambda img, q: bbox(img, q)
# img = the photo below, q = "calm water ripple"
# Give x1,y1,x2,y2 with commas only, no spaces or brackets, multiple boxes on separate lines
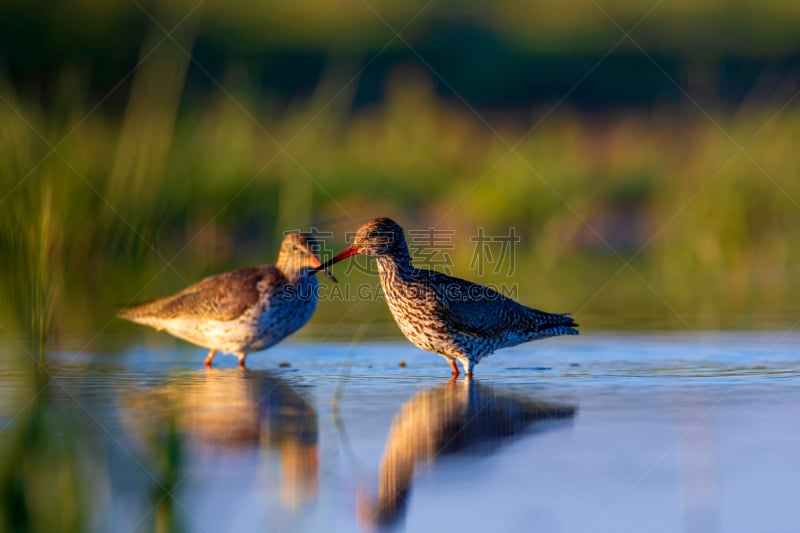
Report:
0,333,798,532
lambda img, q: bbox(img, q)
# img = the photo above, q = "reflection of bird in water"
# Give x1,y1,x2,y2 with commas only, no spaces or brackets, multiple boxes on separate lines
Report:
123,369,318,510
118,231,335,367
358,381,576,529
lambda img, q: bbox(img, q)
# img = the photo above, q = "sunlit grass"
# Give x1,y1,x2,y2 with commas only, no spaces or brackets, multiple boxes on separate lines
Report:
2,67,800,346
4,4,798,530
0,390,89,533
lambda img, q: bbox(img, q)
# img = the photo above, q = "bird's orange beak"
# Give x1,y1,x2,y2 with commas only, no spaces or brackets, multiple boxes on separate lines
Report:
312,245,361,274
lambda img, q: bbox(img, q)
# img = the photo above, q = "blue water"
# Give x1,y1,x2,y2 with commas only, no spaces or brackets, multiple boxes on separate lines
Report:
2,333,799,532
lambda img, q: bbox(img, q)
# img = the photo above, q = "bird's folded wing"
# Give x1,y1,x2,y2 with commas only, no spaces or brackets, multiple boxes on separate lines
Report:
436,278,519,338
155,266,282,321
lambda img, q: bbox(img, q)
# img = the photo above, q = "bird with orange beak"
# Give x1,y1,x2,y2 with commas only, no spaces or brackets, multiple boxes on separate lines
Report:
315,218,578,377
119,232,336,367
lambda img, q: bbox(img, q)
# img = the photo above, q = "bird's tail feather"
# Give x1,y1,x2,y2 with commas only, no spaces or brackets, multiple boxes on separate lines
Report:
117,299,162,322
532,311,579,338
539,324,580,337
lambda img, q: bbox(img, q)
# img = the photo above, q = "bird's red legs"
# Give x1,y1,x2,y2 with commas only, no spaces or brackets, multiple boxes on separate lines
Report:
204,349,217,367
238,355,246,368
449,359,460,378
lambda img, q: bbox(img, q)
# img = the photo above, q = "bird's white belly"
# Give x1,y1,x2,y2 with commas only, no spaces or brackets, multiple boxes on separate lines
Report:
154,278,319,355
158,313,262,355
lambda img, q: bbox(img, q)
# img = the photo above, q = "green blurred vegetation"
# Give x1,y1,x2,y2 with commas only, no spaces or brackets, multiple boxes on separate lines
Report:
2,66,799,342
0,339,184,533
0,3,799,521
1,0,800,350
0,387,89,533
3,0,800,53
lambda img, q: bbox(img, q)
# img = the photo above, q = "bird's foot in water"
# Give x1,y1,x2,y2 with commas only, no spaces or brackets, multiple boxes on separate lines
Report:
449,359,460,378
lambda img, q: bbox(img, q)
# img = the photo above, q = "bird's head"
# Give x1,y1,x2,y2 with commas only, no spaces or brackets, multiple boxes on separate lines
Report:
314,218,408,272
350,217,407,257
277,232,337,281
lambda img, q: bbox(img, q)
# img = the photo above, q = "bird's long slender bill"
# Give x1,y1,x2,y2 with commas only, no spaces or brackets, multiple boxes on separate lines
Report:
308,256,339,283
311,245,361,274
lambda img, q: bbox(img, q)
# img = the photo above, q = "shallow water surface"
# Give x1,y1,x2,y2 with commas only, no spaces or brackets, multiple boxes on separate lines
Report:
2,333,799,532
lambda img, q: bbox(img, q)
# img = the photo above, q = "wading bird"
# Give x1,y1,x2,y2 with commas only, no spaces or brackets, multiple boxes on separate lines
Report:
315,218,578,377
119,232,334,367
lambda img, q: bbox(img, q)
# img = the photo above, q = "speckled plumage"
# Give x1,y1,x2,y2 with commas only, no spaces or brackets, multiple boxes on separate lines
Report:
320,218,579,377
118,232,325,367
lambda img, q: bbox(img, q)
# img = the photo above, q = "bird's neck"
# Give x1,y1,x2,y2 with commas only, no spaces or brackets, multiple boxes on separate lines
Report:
277,253,318,285
375,246,415,281
281,266,318,285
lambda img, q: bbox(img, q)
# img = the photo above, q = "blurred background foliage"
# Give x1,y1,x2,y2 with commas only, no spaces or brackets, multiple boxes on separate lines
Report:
2,0,800,350
0,3,799,529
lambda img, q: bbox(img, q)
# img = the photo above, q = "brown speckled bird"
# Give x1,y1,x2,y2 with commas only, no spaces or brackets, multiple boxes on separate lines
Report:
118,232,334,367
316,218,578,377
